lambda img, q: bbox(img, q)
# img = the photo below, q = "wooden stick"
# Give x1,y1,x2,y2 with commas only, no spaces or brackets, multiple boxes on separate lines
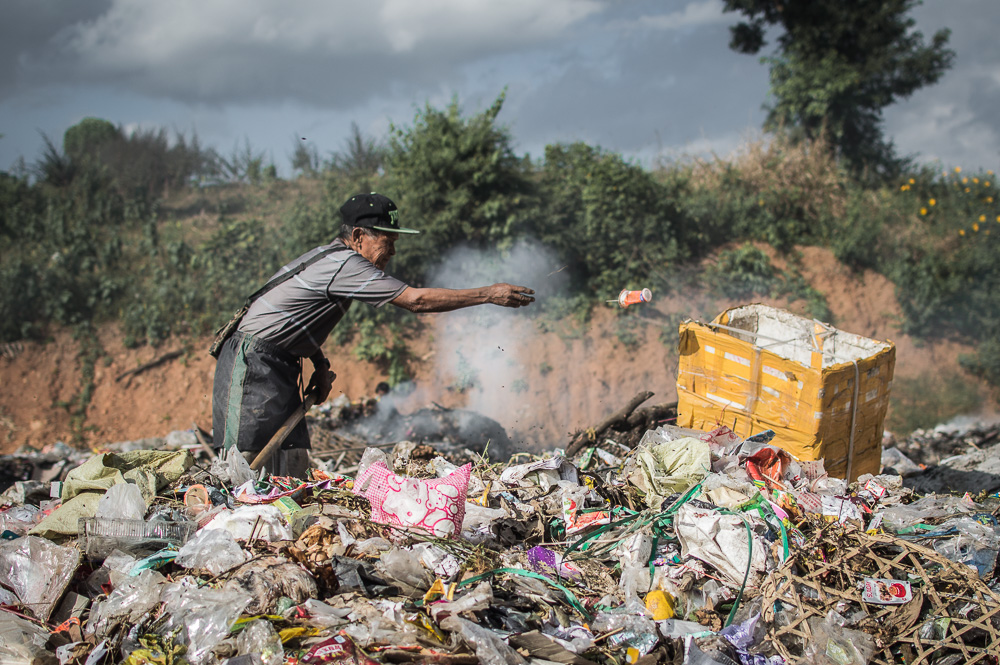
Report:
250,392,318,472
565,390,654,457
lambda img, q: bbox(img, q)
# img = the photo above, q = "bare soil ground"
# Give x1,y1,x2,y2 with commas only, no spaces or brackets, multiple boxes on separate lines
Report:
1,245,995,455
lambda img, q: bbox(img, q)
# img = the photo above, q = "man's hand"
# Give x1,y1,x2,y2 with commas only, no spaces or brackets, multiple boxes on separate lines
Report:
487,283,535,308
306,358,335,403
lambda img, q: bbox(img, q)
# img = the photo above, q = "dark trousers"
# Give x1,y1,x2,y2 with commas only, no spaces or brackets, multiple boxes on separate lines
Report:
212,331,310,455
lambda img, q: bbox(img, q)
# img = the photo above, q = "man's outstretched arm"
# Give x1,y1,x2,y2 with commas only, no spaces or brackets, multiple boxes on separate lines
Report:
391,283,535,313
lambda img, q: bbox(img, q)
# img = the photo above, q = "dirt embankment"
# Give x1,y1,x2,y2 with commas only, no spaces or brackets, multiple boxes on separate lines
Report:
0,245,994,455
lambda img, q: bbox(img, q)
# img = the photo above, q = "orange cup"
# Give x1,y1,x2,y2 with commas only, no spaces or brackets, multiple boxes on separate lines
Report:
617,288,652,308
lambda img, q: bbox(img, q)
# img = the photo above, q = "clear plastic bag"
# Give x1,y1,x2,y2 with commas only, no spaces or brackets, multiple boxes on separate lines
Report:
210,446,255,488
237,619,283,665
438,615,526,665
0,535,81,621
86,569,166,639
409,542,461,579
159,583,252,665
176,528,248,575
428,582,494,622
0,505,41,536
377,546,433,594
882,495,977,531
802,611,875,665
592,611,659,657
95,482,147,520
0,611,54,663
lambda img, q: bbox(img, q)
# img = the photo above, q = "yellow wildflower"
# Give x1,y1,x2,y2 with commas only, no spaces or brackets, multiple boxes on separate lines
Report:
962,177,969,184
959,229,966,235
988,197,994,203
929,198,936,206
965,187,971,193
989,170,994,176
980,215,987,222
955,167,962,173
909,178,915,184
920,207,927,215
973,223,980,232
986,181,992,187
974,178,980,184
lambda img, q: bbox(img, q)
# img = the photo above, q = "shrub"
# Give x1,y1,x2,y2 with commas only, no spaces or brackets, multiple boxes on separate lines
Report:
538,142,685,297
382,92,535,286
704,243,776,298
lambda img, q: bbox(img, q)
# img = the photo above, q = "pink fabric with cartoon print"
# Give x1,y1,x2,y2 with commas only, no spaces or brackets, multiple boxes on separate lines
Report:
353,461,471,538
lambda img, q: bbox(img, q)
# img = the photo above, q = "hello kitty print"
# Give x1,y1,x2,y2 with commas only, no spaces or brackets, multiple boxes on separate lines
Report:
353,460,471,538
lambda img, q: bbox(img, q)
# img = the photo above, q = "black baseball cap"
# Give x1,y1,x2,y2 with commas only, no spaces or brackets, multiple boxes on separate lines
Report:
339,193,420,234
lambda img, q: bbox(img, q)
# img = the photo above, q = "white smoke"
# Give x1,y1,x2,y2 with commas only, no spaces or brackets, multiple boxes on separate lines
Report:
419,239,570,448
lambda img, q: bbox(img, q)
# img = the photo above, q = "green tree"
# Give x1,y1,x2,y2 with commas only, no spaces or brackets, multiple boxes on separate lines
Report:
331,122,385,191
724,0,953,179
63,117,120,165
538,143,684,296
290,135,321,177
381,92,535,284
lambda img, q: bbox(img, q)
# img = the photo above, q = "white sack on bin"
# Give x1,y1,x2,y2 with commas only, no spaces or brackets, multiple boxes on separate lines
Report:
675,503,766,587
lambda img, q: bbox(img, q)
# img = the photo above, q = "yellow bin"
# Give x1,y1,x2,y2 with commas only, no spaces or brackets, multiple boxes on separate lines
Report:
676,304,895,480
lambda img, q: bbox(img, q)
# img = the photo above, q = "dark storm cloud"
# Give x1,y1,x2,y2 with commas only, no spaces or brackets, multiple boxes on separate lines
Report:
3,0,604,108
0,0,112,98
509,7,769,159
871,0,1000,170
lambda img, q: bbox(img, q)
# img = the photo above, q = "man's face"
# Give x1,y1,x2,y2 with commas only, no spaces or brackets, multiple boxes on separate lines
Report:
356,229,398,270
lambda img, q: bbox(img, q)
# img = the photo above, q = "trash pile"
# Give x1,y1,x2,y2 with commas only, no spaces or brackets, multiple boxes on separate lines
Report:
2,417,1000,665
888,420,1000,467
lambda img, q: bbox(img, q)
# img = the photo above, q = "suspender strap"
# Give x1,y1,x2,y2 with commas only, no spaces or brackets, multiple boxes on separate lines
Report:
243,245,341,308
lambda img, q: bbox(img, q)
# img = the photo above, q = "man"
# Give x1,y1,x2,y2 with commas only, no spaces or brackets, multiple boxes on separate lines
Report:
212,192,534,478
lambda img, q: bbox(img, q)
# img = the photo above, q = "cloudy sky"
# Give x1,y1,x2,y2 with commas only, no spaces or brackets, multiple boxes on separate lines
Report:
1,0,998,176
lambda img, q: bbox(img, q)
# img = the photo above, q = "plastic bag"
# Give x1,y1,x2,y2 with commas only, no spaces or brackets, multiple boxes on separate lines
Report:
210,446,255,488
675,503,767,587
439,615,526,665
353,460,470,538
592,611,659,659
176,528,248,575
237,619,283,665
202,504,293,542
409,542,461,579
428,582,494,622
802,612,874,665
461,503,508,533
624,432,711,509
159,583,252,665
882,494,977,531
929,517,1000,577
87,570,166,638
880,447,923,477
0,535,81,621
0,505,41,536
0,611,54,663
95,482,147,520
377,546,433,594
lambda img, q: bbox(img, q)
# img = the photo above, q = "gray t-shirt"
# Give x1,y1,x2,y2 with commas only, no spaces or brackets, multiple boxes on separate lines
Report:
238,239,408,357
